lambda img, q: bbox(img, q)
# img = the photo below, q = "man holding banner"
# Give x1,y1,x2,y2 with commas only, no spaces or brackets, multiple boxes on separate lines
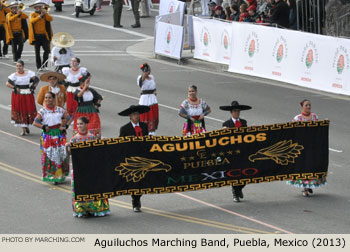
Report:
118,105,150,212
220,100,252,203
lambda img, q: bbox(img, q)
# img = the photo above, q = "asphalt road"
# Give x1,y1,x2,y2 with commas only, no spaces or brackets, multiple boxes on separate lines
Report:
0,6,349,234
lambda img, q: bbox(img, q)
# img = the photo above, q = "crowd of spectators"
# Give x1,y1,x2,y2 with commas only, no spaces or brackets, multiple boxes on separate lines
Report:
200,0,297,29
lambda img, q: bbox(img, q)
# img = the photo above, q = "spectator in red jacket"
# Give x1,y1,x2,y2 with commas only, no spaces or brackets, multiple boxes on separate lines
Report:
213,5,227,20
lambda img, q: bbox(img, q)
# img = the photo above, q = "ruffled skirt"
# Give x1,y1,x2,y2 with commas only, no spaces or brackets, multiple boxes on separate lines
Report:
40,128,69,183
11,92,37,127
140,103,159,133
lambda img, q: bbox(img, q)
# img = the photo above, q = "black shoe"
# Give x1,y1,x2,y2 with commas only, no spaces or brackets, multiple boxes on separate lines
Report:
307,188,313,194
133,207,141,212
131,24,141,28
233,196,240,203
25,127,30,134
114,24,123,28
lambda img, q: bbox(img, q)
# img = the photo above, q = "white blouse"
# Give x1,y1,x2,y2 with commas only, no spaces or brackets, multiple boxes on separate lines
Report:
38,106,65,127
180,99,209,117
137,74,158,106
62,67,87,93
8,71,35,86
8,71,36,94
82,90,93,102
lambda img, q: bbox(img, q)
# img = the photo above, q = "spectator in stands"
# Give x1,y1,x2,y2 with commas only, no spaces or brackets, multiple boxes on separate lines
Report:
225,6,232,21
247,4,257,21
208,1,217,17
265,0,274,17
246,0,257,8
239,12,251,22
270,0,290,28
230,4,240,21
222,0,231,9
287,0,297,30
232,0,245,7
214,6,226,20
255,14,264,23
239,2,248,14
200,0,210,16
256,0,268,15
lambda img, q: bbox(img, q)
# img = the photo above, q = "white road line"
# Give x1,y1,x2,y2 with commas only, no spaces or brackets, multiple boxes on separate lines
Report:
21,50,151,54
74,39,148,42
20,54,146,57
176,192,293,234
50,14,153,40
329,148,343,153
0,104,10,111
0,59,343,153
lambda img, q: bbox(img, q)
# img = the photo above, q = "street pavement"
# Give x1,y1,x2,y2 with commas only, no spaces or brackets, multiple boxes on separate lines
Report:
0,5,349,234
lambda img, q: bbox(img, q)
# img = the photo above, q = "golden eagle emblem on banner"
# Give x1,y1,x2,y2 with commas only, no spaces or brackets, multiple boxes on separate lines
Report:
248,140,304,165
115,157,172,182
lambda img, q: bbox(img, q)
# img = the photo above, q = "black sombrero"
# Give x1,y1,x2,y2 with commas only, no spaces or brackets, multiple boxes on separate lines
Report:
219,101,252,111
118,105,150,116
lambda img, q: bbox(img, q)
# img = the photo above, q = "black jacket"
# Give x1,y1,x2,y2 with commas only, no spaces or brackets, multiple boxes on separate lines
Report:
119,122,149,137
270,1,290,28
222,118,247,128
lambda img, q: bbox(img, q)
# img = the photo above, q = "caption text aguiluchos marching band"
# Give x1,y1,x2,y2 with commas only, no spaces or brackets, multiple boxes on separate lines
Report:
93,237,346,249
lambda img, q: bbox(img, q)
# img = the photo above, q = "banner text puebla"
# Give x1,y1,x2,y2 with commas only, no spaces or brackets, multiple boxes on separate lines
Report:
71,121,329,201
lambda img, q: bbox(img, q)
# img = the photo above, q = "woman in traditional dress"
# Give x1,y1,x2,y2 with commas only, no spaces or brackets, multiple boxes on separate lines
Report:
6,60,39,135
33,92,73,184
137,63,158,135
287,99,327,196
73,72,103,138
67,116,110,217
179,85,211,136
61,57,87,116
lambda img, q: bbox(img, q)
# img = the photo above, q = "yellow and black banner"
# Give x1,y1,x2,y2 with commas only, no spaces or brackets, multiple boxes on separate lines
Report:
71,121,329,201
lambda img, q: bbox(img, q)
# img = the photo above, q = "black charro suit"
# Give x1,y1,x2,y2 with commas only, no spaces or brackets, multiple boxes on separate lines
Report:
119,121,148,209
119,122,148,138
222,118,247,128
223,118,247,201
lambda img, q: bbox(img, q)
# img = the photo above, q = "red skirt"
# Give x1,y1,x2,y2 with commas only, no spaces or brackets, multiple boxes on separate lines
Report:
140,104,159,132
66,92,78,116
11,92,37,127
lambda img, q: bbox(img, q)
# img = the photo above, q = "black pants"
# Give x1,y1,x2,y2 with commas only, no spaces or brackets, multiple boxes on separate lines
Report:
0,25,8,56
131,195,141,208
34,34,50,69
54,3,63,11
232,185,245,196
131,0,140,26
11,32,24,62
112,0,123,26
